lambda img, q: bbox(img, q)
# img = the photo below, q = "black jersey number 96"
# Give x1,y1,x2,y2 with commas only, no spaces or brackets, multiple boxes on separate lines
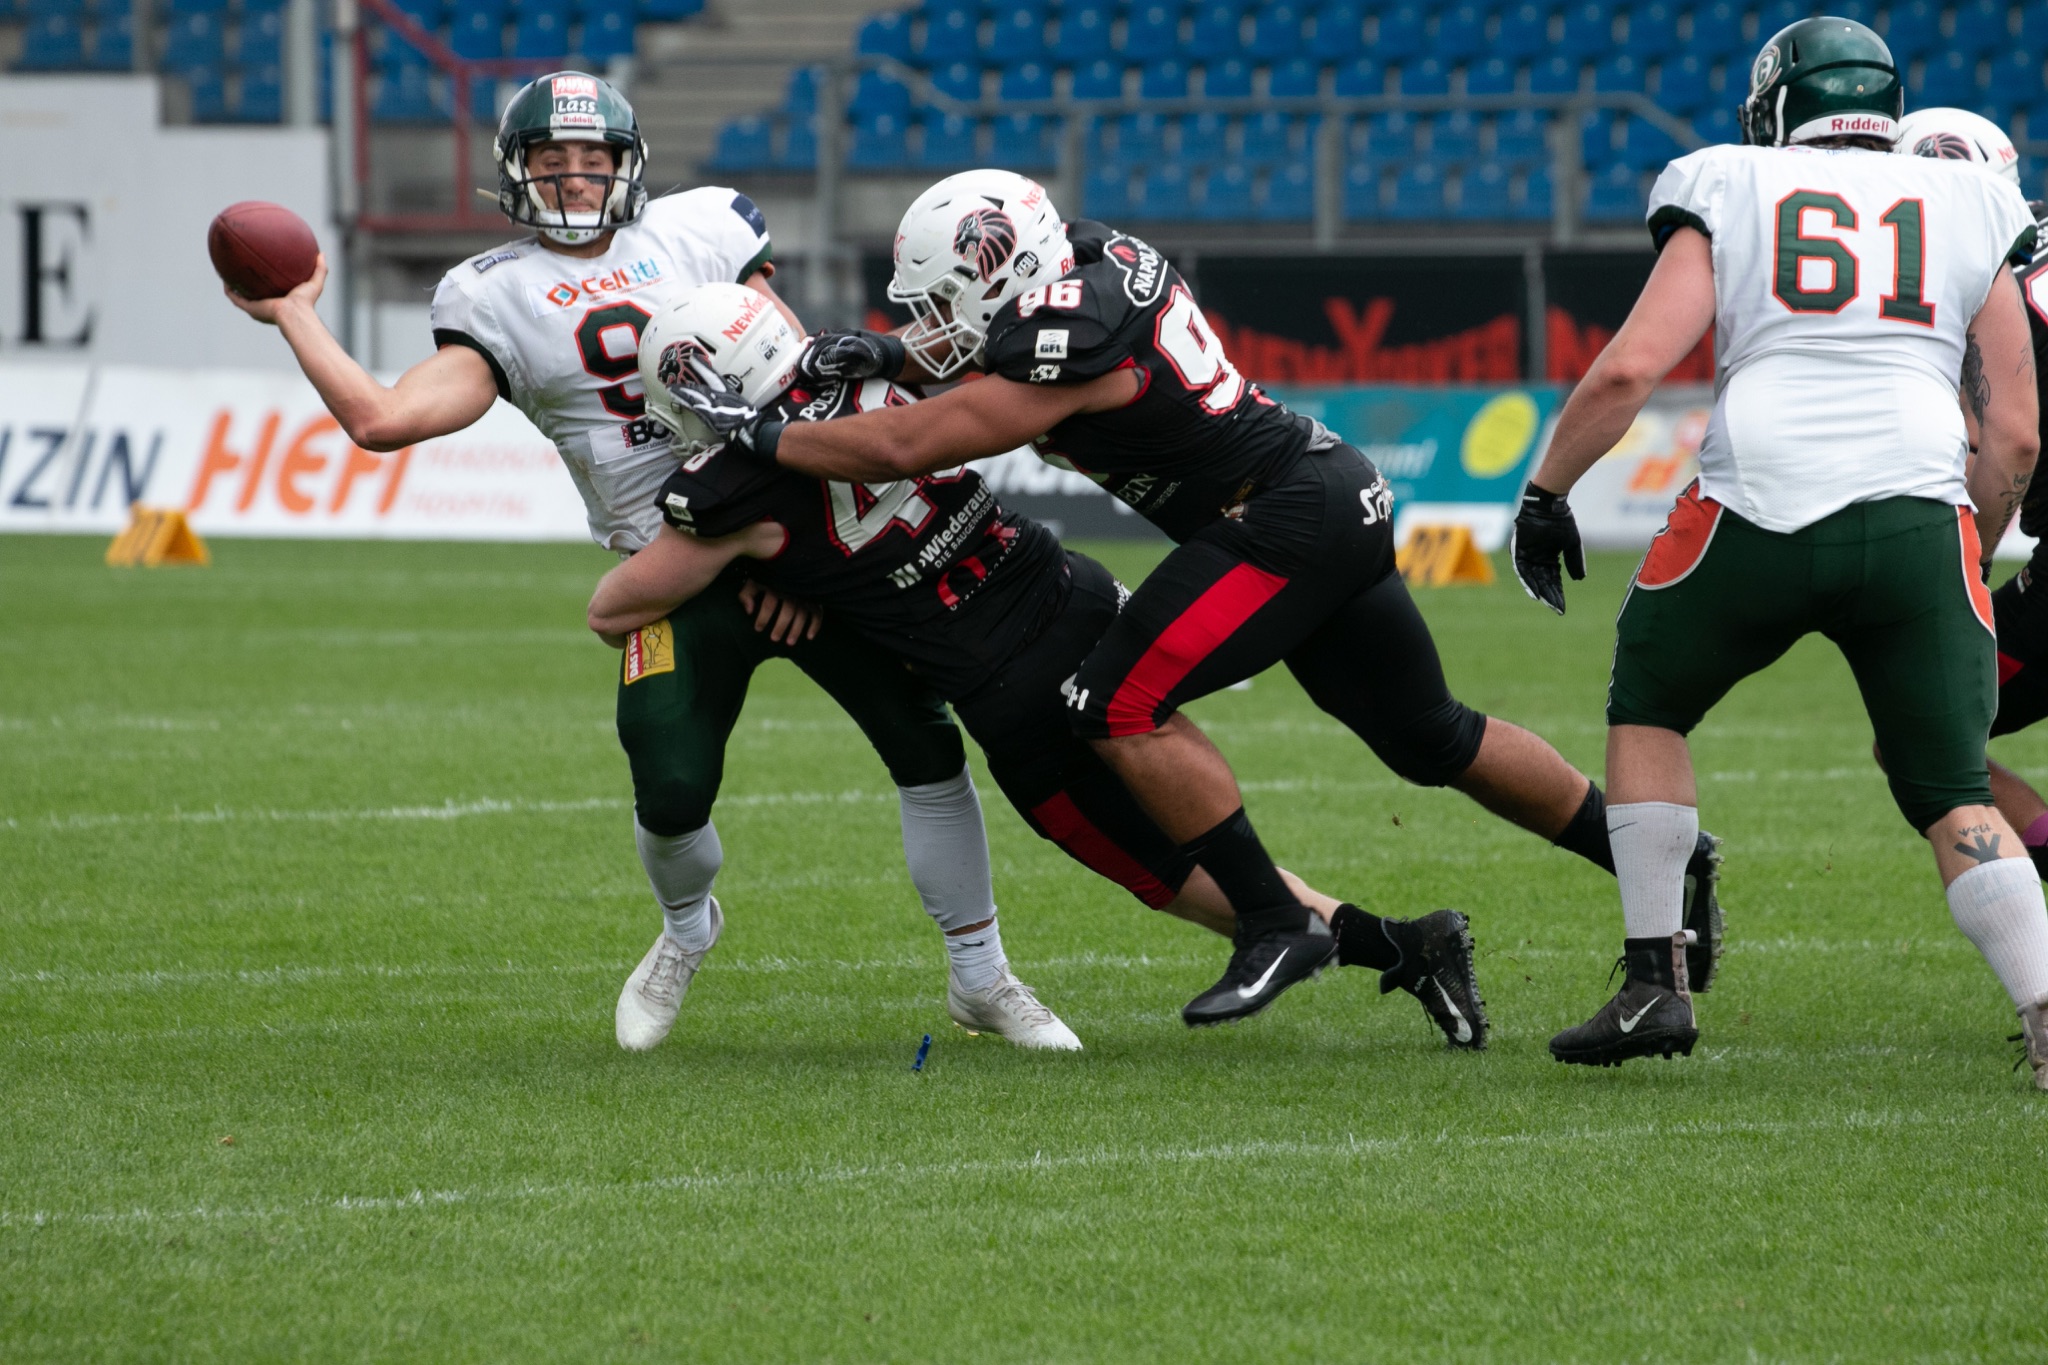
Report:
575,302,652,418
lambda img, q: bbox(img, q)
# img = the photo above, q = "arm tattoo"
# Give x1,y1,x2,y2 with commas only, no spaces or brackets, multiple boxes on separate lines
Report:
1962,333,1991,423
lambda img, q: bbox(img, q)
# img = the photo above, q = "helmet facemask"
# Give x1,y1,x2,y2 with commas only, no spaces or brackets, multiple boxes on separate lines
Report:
889,273,991,380
503,139,646,245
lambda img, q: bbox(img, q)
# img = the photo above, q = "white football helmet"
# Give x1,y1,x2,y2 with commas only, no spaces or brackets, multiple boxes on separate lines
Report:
887,169,1073,379
1894,107,2021,186
637,284,800,453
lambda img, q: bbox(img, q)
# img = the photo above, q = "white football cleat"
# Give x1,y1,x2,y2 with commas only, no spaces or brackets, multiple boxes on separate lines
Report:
946,965,1082,1051
615,898,723,1052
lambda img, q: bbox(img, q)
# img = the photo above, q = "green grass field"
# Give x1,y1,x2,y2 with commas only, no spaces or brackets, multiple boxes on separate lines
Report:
5,531,2047,1363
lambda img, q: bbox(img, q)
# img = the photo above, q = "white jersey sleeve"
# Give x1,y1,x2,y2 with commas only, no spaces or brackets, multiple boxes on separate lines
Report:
1646,146,1731,250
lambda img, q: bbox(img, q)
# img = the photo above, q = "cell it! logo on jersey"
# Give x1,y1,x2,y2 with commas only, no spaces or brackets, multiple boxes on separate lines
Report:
530,257,665,315
1106,237,1165,306
953,208,1018,281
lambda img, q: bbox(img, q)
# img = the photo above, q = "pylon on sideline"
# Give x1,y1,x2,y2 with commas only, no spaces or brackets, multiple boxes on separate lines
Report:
1396,523,1495,587
106,506,211,568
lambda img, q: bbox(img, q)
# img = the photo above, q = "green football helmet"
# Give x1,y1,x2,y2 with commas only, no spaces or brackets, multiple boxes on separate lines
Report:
1739,16,1902,148
494,71,650,246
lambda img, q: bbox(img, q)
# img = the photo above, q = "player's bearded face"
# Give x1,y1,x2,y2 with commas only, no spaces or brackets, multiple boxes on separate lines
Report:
528,142,620,214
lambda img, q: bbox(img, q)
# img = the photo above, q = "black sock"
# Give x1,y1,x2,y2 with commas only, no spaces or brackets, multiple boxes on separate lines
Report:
1332,903,1401,970
2030,842,2048,883
1553,781,1617,875
1181,807,1306,936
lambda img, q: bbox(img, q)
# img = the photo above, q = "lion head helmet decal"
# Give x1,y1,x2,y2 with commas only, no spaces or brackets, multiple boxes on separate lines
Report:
1910,131,1978,162
952,207,1018,282
656,338,715,391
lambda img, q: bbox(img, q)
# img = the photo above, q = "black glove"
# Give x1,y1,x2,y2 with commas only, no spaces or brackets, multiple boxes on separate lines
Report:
1511,483,1585,616
663,381,784,464
795,329,906,387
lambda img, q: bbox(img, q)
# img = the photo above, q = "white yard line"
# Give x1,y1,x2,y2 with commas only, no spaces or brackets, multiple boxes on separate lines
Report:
0,1109,1995,1232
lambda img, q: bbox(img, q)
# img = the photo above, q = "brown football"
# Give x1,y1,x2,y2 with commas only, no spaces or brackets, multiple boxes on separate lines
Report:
208,201,320,301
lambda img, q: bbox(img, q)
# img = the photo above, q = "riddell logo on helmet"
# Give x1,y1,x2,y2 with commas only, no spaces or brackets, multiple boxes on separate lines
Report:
1826,115,1892,134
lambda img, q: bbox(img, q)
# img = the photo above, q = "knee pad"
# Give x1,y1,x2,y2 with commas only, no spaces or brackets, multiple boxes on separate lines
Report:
1377,700,1488,788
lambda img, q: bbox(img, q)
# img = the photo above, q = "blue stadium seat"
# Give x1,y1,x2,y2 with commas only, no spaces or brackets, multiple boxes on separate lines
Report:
1113,109,1170,160
1070,57,1123,98
1050,4,1110,61
1351,110,1418,163
28,0,85,17
848,112,909,169
783,65,821,114
1580,108,1616,164
1457,162,1511,217
1247,1,1302,59
161,11,223,68
510,5,568,59
1465,55,1514,95
1180,109,1229,161
1515,165,1553,221
1186,2,1241,60
161,0,225,15
1593,52,1643,93
989,110,1057,166
1398,55,1449,96
581,4,635,61
1132,163,1192,219
1755,0,1806,40
1259,160,1314,219
2022,6,2048,54
1343,161,1384,218
998,59,1051,100
985,5,1046,61
779,116,818,169
1687,0,1743,57
1624,1,1678,58
1828,0,1874,25
1919,50,1977,107
1199,163,1254,217
1495,1,1548,61
465,74,495,123
1122,2,1181,61
186,63,229,119
20,13,84,65
372,61,440,120
707,114,774,170
1269,56,1318,97
857,11,914,64
1430,110,1481,161
1882,0,1940,58
916,111,977,166
1241,109,1301,163
1139,57,1189,98
239,7,282,65
1494,108,1550,163
1988,49,2046,110
237,63,283,120
1307,0,1363,59
1203,56,1250,97
1387,162,1446,219
1083,163,1131,217
849,68,913,117
1585,162,1645,222
1656,51,1710,112
1434,2,1486,63
1374,2,1425,61
1331,55,1383,95
1558,0,1611,57
87,12,132,66
1619,114,1683,169
1693,104,1738,145
918,6,978,63
929,60,981,102
1528,54,1580,94
637,0,701,16
450,1,504,58
1951,0,2010,55
391,0,443,28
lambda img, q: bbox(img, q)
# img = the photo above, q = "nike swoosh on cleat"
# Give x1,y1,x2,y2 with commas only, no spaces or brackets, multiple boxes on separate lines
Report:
1236,949,1289,1000
1618,996,1663,1033
1434,979,1473,1043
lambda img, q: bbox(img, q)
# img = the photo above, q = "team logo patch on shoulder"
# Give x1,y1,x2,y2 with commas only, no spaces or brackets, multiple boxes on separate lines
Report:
1035,329,1069,359
729,192,768,236
1029,363,1062,382
953,207,1018,281
473,249,522,274
622,619,676,684
1105,236,1166,306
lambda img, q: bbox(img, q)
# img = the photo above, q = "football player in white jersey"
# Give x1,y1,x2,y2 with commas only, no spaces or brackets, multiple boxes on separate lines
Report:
226,71,1081,1052
1510,19,2048,1083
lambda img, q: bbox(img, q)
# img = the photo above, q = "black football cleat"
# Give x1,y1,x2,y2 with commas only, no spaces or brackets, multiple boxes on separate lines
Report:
1684,832,1725,993
1377,908,1488,1049
1551,932,1698,1067
1183,916,1336,1027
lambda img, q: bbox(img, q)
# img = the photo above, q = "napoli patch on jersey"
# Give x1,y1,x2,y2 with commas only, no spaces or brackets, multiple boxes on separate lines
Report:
730,193,767,237
1105,236,1167,306
1035,329,1070,359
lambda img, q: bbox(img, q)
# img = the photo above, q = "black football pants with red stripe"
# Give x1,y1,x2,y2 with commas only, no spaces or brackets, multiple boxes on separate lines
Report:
1065,442,1488,788
1993,549,2048,739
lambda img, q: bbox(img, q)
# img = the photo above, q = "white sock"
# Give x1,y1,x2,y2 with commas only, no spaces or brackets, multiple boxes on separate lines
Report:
1608,801,1698,940
635,819,721,953
1947,858,2048,1011
897,766,998,935
945,923,1008,993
